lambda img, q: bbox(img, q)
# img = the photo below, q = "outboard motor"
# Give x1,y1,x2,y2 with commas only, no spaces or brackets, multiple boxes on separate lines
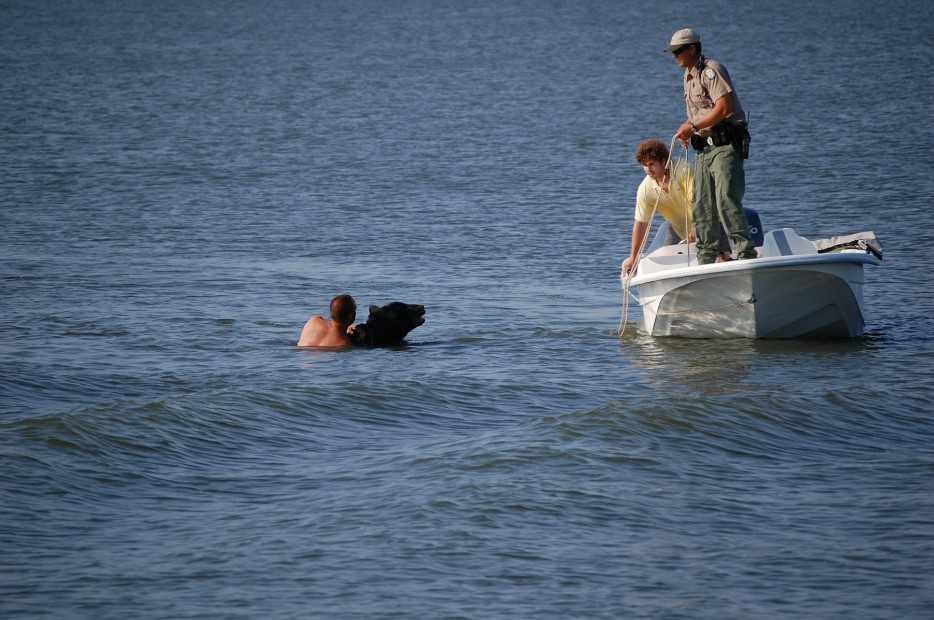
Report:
743,207,765,246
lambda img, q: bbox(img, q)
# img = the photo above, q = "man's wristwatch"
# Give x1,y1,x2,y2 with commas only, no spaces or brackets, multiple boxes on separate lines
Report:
690,123,698,133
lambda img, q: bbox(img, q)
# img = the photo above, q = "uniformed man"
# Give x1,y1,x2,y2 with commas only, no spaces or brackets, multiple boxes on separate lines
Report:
666,28,757,264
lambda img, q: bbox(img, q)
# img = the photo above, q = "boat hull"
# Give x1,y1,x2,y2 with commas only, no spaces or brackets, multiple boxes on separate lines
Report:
633,260,870,338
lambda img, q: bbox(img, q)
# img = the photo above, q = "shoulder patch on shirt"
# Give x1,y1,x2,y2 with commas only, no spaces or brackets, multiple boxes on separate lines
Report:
704,67,717,80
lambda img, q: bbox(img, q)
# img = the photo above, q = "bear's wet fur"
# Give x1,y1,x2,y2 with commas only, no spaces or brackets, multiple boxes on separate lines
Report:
348,302,426,347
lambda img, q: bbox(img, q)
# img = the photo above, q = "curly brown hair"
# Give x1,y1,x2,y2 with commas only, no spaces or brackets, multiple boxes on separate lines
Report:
635,139,669,165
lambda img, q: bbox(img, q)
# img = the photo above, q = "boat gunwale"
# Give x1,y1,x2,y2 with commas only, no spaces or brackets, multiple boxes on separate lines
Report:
628,251,881,287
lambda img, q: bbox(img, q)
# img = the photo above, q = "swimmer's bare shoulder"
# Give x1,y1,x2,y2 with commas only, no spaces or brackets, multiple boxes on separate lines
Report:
297,315,352,348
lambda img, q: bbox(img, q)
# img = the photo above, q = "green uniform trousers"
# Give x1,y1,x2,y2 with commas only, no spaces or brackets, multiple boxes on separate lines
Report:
692,143,756,264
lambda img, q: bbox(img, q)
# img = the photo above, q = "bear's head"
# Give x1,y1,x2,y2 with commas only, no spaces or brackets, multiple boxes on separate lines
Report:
349,301,426,347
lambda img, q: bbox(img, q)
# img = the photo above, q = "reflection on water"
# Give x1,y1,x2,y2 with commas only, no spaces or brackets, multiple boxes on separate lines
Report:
619,327,891,403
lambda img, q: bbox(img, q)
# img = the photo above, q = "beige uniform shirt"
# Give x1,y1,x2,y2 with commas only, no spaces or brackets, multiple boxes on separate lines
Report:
683,56,746,135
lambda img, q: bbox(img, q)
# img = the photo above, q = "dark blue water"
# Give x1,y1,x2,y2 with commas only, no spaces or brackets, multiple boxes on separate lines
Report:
3,0,934,618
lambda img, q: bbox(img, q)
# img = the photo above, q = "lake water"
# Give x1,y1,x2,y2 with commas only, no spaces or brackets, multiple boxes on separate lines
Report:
2,0,934,618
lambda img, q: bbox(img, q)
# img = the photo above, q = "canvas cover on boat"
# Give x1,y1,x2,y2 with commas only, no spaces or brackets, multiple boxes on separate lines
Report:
813,231,883,259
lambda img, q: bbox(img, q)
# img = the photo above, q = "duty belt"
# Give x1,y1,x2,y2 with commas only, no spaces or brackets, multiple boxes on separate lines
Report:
691,122,747,152
690,134,717,151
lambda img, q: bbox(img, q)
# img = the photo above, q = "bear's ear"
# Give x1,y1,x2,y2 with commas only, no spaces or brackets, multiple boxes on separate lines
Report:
369,305,379,315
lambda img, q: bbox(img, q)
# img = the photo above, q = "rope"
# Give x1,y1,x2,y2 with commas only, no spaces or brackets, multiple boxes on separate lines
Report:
618,136,692,336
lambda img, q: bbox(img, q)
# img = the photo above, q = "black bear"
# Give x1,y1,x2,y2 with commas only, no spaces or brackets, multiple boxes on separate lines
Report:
348,302,426,347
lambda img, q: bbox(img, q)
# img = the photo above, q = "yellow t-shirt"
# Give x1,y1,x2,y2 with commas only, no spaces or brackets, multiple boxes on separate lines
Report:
634,159,693,240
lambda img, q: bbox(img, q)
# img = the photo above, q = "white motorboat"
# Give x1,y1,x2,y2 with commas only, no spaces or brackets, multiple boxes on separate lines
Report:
622,212,883,339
